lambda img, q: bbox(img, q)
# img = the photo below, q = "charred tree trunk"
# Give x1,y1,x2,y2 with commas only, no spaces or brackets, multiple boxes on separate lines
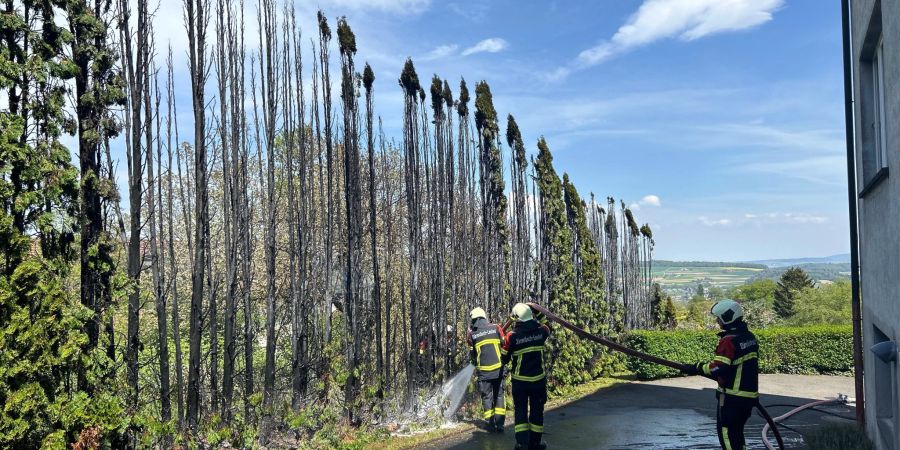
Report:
185,0,210,429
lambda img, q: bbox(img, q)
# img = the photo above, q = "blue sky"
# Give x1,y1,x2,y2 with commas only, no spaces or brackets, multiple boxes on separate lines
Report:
146,0,850,261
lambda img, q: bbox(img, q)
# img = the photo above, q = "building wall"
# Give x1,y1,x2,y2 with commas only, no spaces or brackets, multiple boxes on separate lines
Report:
852,0,900,448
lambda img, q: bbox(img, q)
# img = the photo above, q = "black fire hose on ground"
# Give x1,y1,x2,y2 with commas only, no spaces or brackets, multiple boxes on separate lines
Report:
526,302,786,450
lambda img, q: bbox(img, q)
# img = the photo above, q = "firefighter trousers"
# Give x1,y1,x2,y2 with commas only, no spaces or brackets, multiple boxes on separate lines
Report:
716,392,755,450
512,379,546,447
478,377,506,426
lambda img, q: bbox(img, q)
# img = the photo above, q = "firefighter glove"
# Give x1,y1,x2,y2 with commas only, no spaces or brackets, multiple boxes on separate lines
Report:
679,363,699,376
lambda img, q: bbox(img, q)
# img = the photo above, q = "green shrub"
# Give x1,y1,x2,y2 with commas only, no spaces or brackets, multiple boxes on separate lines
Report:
624,325,853,380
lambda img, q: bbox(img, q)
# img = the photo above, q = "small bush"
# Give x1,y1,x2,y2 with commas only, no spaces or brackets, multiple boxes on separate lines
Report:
624,325,853,380
804,424,873,450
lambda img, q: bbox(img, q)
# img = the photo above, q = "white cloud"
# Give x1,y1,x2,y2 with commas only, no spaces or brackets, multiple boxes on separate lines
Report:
555,0,783,79
747,212,829,224
462,38,508,56
640,194,661,207
699,216,731,226
629,194,662,211
320,0,431,14
420,44,459,61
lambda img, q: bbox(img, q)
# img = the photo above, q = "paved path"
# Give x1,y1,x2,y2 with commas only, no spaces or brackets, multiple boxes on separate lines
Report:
419,375,855,450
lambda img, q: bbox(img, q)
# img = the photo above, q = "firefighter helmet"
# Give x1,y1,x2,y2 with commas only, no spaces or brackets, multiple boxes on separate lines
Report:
470,307,487,321
511,303,534,322
710,300,743,325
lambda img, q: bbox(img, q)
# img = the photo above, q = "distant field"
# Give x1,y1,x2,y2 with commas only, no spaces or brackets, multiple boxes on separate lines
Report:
652,261,850,300
652,265,765,298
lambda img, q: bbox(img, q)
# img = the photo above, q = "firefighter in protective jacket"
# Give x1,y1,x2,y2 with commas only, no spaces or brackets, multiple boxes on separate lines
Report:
503,303,551,450
681,299,759,450
466,307,507,432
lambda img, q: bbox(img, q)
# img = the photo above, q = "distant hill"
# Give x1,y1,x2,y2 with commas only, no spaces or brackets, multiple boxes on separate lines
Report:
654,260,767,270
746,262,851,283
747,254,850,268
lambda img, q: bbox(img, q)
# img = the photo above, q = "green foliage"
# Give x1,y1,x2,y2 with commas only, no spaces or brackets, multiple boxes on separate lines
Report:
661,298,677,329
774,267,813,319
336,17,356,55
399,58,420,96
473,81,497,134
457,78,469,117
0,258,126,449
624,325,853,380
651,284,676,329
533,139,613,389
317,10,331,40
362,63,375,91
729,279,778,327
788,280,852,326
429,75,444,115
562,173,612,378
685,295,714,329
505,114,526,167
803,424,873,450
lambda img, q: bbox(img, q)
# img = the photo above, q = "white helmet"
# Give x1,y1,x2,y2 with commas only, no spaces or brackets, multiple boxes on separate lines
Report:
511,303,533,322
710,300,743,325
470,307,487,321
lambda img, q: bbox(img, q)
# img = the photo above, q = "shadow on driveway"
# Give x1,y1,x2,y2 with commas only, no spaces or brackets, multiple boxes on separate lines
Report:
420,377,856,450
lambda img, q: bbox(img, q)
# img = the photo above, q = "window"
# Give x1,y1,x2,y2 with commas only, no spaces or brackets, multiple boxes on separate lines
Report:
858,2,889,195
872,38,888,172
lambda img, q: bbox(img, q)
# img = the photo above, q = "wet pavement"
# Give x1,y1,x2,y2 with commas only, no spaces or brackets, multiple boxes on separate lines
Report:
419,374,855,450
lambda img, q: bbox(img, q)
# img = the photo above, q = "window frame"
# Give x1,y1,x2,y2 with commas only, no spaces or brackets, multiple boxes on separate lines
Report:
873,37,888,171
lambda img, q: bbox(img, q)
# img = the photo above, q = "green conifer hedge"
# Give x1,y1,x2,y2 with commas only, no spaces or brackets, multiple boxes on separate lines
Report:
625,325,853,380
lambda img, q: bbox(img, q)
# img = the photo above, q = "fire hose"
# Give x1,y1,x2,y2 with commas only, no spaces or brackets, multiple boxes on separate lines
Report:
525,302,785,450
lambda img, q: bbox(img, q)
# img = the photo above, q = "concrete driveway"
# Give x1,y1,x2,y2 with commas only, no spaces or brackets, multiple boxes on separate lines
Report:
419,375,856,450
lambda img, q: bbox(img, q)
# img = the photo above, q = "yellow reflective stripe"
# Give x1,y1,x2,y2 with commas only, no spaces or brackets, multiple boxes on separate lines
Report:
530,423,544,432
722,427,733,450
702,363,712,376
733,352,757,365
717,387,760,398
514,424,529,432
483,410,494,419
733,363,743,391
475,339,502,372
714,355,732,364
512,373,545,382
512,345,543,356
477,361,502,372
494,408,506,415
475,338,501,348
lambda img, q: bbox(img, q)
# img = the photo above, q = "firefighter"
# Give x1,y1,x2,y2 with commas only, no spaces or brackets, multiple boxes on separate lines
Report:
466,307,507,432
680,299,759,450
503,303,551,450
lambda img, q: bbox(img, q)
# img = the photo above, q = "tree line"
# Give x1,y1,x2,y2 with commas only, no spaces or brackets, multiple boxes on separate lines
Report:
0,3,659,447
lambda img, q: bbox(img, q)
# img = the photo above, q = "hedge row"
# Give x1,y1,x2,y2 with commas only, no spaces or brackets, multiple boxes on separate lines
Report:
624,325,853,380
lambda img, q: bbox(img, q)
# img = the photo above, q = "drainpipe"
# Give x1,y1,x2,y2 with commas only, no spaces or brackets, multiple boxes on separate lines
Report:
840,0,866,429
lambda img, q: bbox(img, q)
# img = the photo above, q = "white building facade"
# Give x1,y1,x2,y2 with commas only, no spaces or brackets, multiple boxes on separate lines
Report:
851,0,900,448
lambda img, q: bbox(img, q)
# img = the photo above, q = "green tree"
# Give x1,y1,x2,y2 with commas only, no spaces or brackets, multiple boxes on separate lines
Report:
706,286,725,301
661,297,677,329
686,294,714,329
562,173,611,375
534,138,588,387
649,283,664,327
696,283,705,298
789,280,852,326
0,11,124,442
774,267,813,319
731,279,778,327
